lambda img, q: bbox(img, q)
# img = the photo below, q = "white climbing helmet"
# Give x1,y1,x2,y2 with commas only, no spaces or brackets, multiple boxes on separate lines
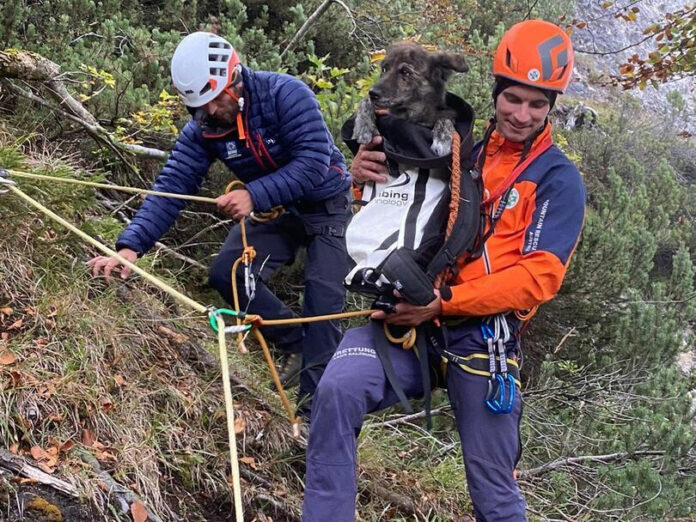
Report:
171,32,241,107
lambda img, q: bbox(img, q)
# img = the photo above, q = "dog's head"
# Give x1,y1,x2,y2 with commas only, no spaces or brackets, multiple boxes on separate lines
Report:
369,42,468,127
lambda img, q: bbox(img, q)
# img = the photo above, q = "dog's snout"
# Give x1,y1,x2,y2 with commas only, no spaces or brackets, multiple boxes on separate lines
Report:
368,87,382,102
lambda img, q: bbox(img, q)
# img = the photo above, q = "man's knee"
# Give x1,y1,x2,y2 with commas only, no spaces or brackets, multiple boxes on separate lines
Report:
314,369,357,410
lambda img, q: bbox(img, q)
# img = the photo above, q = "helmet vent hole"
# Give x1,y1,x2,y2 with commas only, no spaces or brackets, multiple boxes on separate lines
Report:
555,64,568,81
199,82,212,96
505,49,512,67
209,42,231,49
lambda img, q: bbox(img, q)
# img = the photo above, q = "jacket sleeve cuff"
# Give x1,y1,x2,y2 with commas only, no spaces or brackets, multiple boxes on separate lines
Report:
439,285,460,316
115,239,144,256
244,181,271,212
439,285,452,302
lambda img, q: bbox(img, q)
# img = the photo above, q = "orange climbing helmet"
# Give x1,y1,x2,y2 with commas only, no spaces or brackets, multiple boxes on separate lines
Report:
493,20,574,93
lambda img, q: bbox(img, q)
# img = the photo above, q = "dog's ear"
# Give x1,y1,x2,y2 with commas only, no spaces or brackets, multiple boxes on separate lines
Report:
431,51,469,81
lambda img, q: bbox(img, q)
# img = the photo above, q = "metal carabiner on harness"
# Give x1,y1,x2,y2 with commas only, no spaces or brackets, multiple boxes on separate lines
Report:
482,317,516,414
241,246,256,302
0,167,16,194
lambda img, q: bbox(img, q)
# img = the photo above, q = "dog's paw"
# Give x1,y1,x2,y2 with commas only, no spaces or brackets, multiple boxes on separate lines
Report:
431,119,455,156
352,98,379,144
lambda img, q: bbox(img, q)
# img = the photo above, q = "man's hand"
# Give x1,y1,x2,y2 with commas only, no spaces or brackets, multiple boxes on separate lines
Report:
86,248,138,282
371,290,442,327
216,189,254,219
351,136,388,184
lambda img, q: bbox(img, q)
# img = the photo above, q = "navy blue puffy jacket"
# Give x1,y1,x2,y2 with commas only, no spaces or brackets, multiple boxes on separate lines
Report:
116,66,349,255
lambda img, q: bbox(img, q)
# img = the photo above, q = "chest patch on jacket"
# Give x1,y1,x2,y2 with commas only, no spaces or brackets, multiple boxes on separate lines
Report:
505,188,520,209
225,140,241,159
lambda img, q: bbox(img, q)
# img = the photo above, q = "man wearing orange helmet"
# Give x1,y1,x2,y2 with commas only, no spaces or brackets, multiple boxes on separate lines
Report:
302,20,585,521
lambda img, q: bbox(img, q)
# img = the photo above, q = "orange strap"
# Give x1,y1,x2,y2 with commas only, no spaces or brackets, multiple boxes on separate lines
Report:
481,137,553,206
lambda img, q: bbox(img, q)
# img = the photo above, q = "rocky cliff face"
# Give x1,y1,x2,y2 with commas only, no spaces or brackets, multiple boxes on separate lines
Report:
571,0,694,133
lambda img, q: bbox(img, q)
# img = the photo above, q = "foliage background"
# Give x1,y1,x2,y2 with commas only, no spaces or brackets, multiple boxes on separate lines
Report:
0,0,694,520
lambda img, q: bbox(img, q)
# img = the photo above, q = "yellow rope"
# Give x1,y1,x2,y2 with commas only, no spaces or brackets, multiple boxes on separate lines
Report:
215,316,244,522
230,254,248,355
252,328,301,437
228,213,377,430
7,183,244,518
224,179,285,223
7,168,218,204
246,309,375,326
383,323,417,350
6,184,209,314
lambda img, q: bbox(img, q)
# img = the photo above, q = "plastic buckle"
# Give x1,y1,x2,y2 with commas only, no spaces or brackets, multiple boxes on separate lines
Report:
373,293,398,314
0,167,16,194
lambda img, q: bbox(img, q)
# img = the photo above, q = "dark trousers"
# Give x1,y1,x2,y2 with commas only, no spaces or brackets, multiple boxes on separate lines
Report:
302,322,526,522
209,192,350,406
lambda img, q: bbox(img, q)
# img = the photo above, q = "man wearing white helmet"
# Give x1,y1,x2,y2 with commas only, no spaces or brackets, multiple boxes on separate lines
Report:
88,32,351,415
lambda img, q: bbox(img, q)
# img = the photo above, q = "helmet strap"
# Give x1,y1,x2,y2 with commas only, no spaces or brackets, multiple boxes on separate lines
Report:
222,82,246,141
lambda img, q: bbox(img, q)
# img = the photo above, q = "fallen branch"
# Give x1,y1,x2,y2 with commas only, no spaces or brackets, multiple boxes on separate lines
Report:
360,479,420,516
0,50,168,162
98,196,207,270
0,49,96,124
0,448,78,498
365,405,452,428
518,450,665,479
281,0,356,58
253,492,300,521
78,449,164,522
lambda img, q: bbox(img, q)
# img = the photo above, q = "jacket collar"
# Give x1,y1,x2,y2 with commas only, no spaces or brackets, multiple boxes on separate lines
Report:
487,121,553,156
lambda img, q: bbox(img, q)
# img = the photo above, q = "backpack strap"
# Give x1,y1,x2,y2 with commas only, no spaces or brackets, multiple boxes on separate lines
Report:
425,150,482,281
371,320,414,414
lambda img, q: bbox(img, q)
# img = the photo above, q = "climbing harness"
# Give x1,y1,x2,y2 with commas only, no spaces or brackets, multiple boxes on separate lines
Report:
481,315,516,414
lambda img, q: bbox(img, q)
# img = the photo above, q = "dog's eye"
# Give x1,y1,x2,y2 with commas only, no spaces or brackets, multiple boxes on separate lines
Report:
398,65,412,77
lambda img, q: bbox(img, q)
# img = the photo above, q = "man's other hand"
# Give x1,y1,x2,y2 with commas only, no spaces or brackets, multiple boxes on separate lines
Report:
371,290,442,327
351,137,388,184
86,248,138,282
216,189,254,219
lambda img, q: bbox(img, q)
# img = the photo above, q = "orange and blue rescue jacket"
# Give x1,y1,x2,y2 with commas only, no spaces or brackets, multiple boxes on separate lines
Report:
440,123,586,317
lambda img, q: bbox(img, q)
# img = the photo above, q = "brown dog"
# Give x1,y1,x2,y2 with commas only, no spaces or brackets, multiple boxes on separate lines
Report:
352,42,468,156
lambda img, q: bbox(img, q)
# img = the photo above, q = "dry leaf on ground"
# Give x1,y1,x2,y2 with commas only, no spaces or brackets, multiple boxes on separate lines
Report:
131,500,148,522
81,428,97,447
239,456,257,469
0,351,18,365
